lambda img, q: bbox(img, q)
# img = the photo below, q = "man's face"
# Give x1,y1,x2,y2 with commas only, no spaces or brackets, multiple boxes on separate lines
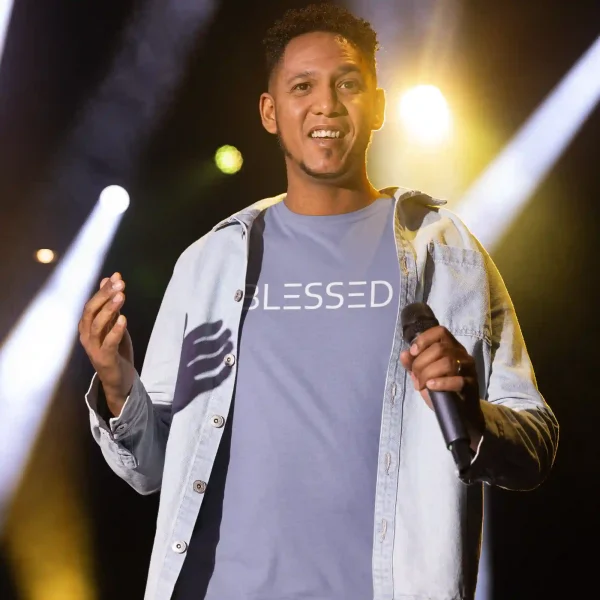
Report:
260,32,385,182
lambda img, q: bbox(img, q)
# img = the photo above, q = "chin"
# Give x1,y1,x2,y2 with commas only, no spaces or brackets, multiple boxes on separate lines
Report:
300,162,350,180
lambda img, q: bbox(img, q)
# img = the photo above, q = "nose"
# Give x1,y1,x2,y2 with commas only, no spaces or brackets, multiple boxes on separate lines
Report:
311,82,344,117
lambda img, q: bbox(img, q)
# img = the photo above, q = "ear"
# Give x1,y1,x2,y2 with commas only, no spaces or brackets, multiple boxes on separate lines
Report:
372,87,386,131
259,92,278,135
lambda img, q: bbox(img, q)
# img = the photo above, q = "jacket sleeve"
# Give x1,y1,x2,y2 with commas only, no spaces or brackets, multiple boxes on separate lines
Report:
460,246,559,490
85,253,189,495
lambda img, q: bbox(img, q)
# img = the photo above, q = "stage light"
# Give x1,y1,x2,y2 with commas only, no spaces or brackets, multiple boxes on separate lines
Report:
99,185,130,215
0,189,128,526
455,36,600,250
0,0,14,70
215,145,243,175
4,423,96,600
399,85,452,145
35,249,56,264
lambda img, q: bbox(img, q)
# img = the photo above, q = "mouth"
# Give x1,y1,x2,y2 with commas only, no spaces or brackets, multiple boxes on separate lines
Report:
307,127,346,140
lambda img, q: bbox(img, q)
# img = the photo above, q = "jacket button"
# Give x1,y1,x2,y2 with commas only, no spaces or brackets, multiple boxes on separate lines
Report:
172,540,187,554
234,289,244,302
211,415,225,428
193,480,207,494
224,353,236,367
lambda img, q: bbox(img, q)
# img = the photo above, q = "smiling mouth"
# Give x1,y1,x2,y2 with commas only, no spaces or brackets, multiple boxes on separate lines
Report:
309,129,345,139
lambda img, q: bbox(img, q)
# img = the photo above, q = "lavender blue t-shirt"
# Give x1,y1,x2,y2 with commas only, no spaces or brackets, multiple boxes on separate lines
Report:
174,197,400,599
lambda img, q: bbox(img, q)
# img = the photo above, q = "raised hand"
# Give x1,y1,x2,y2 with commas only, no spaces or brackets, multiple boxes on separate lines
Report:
79,272,135,416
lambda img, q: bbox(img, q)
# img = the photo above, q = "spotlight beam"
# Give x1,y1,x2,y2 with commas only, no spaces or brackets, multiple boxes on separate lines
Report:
0,0,219,527
0,194,127,527
22,0,219,273
456,36,600,250
0,0,14,70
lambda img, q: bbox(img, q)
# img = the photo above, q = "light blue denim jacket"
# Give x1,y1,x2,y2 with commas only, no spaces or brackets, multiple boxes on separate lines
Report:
86,187,558,600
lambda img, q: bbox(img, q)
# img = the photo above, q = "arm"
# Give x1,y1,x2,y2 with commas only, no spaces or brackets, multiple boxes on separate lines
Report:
85,255,189,495
459,249,559,490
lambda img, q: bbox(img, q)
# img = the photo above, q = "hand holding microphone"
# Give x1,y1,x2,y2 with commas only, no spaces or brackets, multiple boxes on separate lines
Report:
400,303,485,475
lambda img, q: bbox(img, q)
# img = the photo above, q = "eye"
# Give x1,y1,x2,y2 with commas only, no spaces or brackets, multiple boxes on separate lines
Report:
292,82,311,92
339,79,363,92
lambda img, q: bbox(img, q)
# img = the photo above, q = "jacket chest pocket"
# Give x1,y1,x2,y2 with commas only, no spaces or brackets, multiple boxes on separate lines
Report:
422,242,491,346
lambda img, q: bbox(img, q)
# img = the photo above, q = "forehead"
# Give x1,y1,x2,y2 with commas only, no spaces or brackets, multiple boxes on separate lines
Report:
277,31,369,79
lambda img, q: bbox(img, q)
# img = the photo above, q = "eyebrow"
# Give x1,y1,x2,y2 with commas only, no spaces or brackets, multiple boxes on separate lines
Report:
286,70,315,84
285,64,364,85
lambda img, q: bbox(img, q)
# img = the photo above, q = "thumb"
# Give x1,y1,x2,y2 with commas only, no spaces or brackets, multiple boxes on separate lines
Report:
420,387,433,411
410,371,419,389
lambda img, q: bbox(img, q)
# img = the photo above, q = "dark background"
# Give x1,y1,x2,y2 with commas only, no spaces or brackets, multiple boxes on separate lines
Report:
0,1,598,598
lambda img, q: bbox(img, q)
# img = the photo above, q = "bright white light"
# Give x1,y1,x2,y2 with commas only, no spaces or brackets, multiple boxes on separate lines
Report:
99,185,130,215
0,0,15,71
399,85,452,145
456,36,600,250
35,249,56,264
0,193,125,525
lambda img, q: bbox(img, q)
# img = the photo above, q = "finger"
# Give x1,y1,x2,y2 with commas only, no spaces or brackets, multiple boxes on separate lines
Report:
81,280,114,335
410,326,457,357
99,272,121,290
102,314,127,353
80,277,126,336
411,341,448,378
425,375,470,393
90,292,125,342
417,356,464,390
400,350,414,371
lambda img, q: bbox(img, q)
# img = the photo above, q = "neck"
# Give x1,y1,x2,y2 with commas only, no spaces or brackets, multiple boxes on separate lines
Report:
284,164,382,216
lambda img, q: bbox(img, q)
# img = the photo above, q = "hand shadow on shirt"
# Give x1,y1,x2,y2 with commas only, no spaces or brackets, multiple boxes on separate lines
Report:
172,215,266,597
172,317,234,415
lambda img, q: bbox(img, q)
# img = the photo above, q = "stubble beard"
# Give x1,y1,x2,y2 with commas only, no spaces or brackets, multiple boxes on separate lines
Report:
276,131,353,181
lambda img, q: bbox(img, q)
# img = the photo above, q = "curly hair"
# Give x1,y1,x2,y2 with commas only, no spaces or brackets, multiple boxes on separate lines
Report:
262,3,379,80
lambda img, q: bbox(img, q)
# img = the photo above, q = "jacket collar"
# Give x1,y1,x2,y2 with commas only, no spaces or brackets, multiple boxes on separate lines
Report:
212,187,446,232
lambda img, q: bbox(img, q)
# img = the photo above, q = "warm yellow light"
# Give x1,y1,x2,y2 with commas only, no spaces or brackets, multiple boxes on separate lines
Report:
4,404,96,600
35,249,55,264
215,145,243,174
399,85,452,145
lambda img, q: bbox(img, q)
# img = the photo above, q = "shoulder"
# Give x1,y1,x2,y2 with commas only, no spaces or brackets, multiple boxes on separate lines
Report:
436,206,486,254
172,192,287,271
395,187,485,255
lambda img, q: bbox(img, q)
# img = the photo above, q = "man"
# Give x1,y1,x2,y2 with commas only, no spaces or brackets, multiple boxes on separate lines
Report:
79,4,558,600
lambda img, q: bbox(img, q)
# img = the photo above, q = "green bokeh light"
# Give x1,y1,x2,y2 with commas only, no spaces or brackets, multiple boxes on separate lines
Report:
215,145,243,175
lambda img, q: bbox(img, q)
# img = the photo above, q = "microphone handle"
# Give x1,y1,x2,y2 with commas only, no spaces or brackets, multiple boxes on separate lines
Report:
428,389,472,474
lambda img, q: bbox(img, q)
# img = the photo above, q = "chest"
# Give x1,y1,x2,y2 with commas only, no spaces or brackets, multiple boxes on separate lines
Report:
244,205,400,315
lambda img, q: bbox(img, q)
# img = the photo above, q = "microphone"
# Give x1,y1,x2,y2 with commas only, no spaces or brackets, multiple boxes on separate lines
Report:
401,302,472,475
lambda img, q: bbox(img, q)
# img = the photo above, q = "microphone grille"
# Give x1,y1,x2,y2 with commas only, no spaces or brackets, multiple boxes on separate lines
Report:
401,302,439,343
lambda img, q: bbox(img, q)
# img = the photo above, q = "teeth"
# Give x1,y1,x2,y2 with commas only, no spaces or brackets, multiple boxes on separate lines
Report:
310,130,341,138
